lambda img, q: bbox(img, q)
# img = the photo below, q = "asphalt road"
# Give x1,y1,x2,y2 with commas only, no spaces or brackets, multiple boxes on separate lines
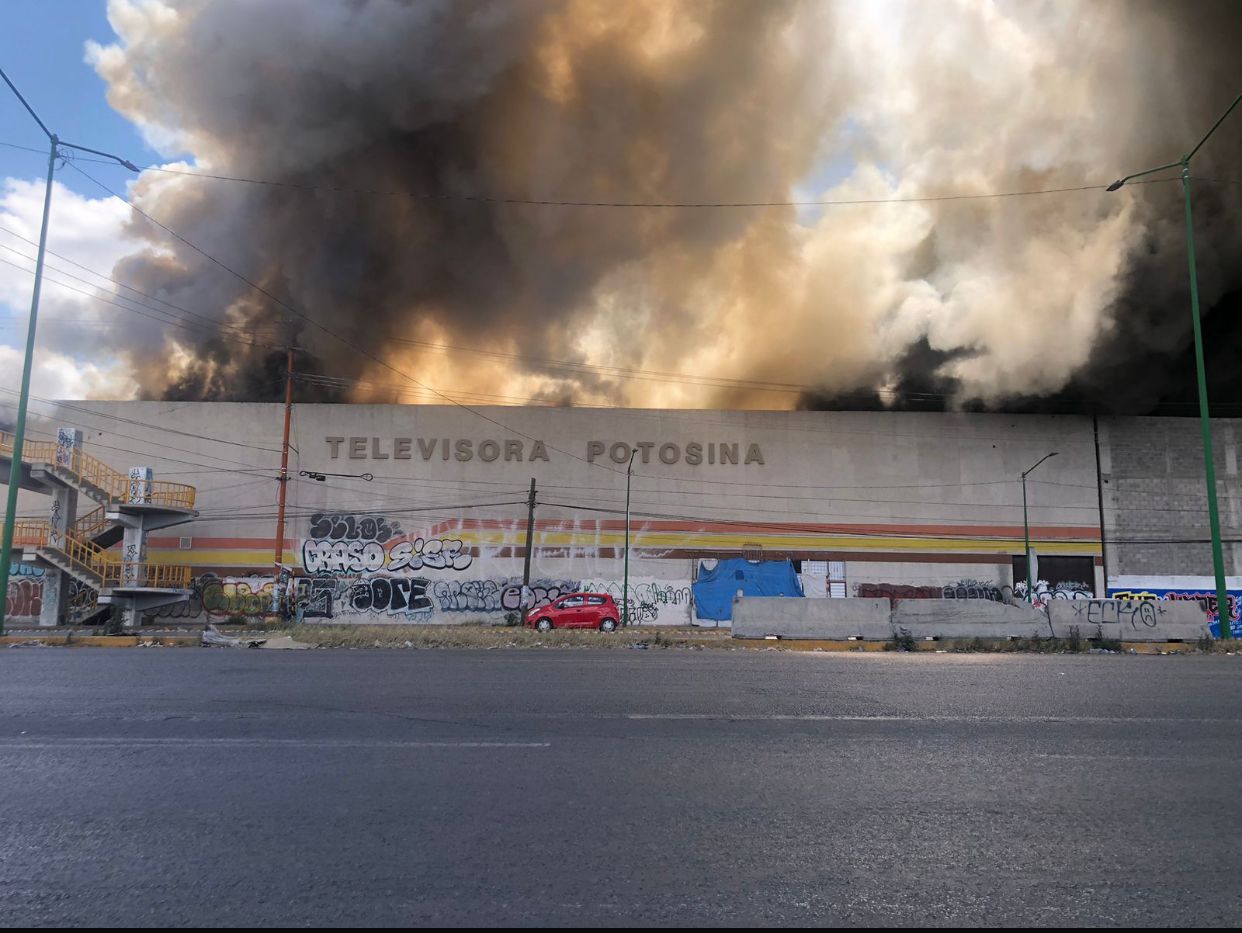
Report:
1,648,1239,927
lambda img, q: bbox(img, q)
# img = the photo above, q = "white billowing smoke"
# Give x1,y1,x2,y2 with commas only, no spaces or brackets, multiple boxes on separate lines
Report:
66,0,1242,409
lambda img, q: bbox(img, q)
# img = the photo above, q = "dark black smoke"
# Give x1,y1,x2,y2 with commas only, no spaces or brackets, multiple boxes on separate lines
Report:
85,0,1242,413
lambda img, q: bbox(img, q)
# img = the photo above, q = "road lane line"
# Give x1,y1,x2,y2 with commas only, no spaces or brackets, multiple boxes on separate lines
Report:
0,738,550,748
621,713,1238,724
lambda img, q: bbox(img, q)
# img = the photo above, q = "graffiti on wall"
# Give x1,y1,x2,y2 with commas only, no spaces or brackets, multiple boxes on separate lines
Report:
1108,587,1242,638
346,576,433,616
6,563,45,618
147,573,277,620
302,512,472,574
579,579,693,625
856,578,1093,608
431,578,579,614
134,570,700,625
67,579,99,621
1013,579,1092,608
137,506,698,626
857,580,1008,602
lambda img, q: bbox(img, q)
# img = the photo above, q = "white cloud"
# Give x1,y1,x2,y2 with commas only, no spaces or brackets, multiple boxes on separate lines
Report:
0,343,136,409
0,175,144,391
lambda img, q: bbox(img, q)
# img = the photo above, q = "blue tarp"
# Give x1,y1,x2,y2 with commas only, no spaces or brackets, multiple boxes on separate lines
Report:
692,558,804,622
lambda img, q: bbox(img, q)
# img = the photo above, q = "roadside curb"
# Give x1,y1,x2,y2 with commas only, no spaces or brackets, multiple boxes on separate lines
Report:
1,634,200,647
732,637,1205,655
0,633,1215,654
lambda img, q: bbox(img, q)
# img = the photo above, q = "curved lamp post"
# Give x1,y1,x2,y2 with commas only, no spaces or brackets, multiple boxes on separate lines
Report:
1022,452,1059,603
1107,92,1242,638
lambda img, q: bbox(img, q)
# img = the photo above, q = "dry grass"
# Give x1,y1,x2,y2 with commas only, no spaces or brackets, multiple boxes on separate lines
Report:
260,623,734,650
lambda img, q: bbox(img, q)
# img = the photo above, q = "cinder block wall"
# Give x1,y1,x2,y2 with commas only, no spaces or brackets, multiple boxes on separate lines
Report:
1100,417,1242,577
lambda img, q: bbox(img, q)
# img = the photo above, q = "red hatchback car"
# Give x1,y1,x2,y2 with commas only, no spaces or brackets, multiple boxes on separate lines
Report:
525,593,621,632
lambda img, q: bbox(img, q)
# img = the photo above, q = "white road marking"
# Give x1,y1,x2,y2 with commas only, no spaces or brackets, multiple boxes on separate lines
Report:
0,737,550,749
621,713,1238,724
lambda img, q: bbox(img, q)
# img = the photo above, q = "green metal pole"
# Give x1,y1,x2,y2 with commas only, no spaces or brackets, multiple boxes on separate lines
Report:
623,453,633,626
1023,473,1032,604
1181,158,1233,639
0,134,57,636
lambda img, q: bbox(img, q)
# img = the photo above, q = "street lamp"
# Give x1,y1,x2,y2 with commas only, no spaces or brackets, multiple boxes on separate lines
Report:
1107,91,1242,639
0,68,140,635
622,447,637,626
1021,452,1059,604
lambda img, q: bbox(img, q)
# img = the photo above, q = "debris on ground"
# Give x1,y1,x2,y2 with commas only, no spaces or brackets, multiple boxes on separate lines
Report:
202,625,265,648
8,639,48,648
258,635,312,650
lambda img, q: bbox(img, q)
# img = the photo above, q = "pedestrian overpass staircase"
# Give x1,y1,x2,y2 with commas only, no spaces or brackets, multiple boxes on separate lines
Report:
1,431,197,626
13,520,192,590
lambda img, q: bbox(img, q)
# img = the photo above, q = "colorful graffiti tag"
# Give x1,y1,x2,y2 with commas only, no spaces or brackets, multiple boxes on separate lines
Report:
302,512,472,574
6,563,45,618
1108,587,1242,638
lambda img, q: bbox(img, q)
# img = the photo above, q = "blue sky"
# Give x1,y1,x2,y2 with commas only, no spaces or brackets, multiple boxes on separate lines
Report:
0,1,157,197
0,2,161,399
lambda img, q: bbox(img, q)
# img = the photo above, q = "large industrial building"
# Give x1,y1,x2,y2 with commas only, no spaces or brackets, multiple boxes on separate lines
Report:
3,404,1240,634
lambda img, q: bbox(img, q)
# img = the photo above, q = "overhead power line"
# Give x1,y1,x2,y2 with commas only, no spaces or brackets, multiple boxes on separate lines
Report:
66,162,631,478
0,137,1187,208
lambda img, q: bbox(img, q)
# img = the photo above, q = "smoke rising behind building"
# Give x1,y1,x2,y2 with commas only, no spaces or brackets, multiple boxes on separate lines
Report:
75,0,1242,413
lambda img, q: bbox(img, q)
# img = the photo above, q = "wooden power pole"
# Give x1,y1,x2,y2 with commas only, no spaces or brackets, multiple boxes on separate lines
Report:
521,478,537,608
273,346,294,571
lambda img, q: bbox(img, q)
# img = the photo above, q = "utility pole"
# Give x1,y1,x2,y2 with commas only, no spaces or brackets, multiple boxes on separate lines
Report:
273,346,294,572
623,449,637,625
0,67,138,635
520,478,536,616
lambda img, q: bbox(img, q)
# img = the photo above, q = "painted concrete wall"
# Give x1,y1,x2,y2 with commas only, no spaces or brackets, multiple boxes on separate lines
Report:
2,405,1117,625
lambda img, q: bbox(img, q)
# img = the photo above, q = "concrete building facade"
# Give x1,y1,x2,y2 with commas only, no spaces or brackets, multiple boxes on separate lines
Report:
2,404,1239,634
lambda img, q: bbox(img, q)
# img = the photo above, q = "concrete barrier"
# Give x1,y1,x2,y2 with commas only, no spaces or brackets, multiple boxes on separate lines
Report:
1047,599,1210,643
891,599,1051,640
731,596,1211,644
732,596,892,640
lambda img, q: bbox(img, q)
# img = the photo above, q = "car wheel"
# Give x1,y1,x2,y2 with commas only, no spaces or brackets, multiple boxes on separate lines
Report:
535,618,553,632
600,618,618,633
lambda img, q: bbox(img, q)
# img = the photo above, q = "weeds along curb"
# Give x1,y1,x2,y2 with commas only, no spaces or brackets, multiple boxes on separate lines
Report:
1,625,1235,654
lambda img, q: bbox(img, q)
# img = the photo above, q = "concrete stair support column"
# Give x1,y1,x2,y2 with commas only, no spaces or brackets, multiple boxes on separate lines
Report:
119,523,148,629
36,567,62,628
39,476,79,628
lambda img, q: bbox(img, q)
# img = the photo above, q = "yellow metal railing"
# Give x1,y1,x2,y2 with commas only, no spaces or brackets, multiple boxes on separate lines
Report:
12,519,51,548
9,519,190,589
132,561,193,589
73,506,111,540
0,432,196,510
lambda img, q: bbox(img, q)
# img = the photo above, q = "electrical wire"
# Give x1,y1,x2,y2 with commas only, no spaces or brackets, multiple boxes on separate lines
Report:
0,254,286,351
68,162,632,478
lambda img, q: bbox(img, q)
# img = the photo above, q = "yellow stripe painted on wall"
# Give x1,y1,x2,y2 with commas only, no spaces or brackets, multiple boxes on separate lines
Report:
454,528,1101,555
149,528,1101,570
147,549,296,568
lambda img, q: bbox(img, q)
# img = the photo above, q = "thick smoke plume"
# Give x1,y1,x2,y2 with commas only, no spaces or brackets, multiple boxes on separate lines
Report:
85,0,1242,412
